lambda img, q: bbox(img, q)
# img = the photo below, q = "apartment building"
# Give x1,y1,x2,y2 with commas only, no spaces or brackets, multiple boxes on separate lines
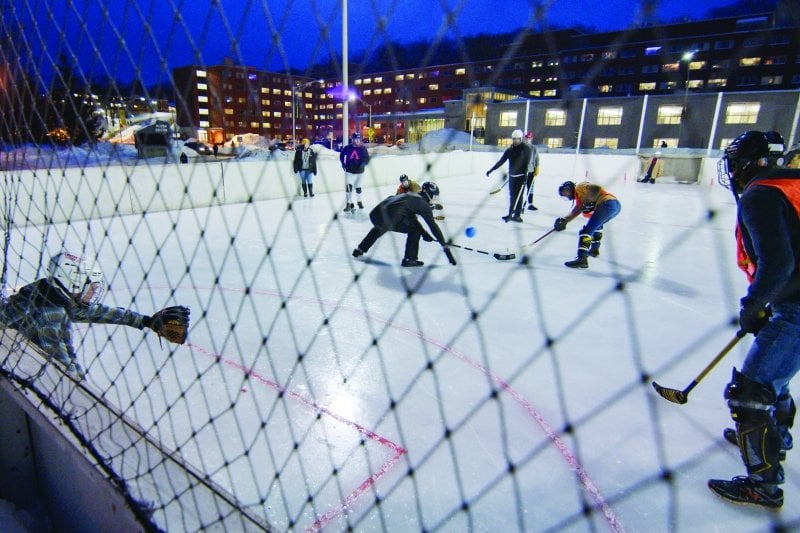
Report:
172,11,799,147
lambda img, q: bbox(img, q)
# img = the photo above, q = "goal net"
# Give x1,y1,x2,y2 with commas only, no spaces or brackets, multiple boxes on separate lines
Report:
0,1,797,531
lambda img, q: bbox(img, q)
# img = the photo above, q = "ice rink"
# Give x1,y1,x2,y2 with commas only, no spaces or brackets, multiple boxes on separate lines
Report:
15,163,800,531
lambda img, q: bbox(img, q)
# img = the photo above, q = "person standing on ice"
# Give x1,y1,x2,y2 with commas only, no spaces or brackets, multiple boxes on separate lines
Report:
708,130,800,510
523,131,540,210
340,133,370,212
486,129,531,223
553,180,621,269
292,138,317,197
351,182,456,268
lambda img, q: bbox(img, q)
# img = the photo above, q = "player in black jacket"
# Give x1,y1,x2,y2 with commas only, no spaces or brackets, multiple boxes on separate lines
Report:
352,182,457,267
486,129,532,223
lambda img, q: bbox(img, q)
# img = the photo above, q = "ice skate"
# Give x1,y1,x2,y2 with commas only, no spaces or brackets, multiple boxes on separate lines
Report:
401,258,424,267
707,476,782,509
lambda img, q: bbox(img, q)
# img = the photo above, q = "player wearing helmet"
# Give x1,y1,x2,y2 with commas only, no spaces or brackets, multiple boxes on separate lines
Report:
396,174,421,194
0,250,189,380
340,133,371,212
708,130,800,509
352,182,457,267
523,131,540,210
486,129,532,223
553,180,621,268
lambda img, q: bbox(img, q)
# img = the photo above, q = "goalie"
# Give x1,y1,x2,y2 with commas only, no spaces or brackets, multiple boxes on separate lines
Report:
0,250,190,380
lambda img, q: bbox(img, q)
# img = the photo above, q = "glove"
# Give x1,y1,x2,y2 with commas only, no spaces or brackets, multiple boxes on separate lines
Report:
554,217,568,231
432,203,444,210
444,246,457,266
738,304,771,334
421,230,434,242
145,305,191,345
581,201,596,214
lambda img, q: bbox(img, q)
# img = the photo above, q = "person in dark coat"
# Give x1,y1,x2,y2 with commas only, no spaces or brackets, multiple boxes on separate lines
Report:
486,129,532,223
352,182,457,267
293,138,318,197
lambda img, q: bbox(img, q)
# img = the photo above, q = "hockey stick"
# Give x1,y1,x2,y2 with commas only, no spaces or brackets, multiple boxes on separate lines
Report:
449,243,516,261
651,330,746,404
490,179,508,195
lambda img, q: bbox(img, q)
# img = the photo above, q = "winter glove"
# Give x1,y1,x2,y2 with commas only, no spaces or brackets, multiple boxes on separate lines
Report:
432,204,444,211
554,217,568,231
738,304,771,335
444,246,457,266
144,305,191,345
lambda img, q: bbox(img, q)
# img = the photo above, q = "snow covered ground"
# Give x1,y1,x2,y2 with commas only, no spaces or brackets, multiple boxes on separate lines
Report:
1,133,798,531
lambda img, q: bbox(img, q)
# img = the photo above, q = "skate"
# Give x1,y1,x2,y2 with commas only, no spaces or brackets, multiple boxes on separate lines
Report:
527,204,538,211
564,255,588,269
343,203,355,213
723,427,789,460
352,247,364,258
707,476,783,509
502,215,512,223
510,215,523,223
401,258,424,267
357,201,364,209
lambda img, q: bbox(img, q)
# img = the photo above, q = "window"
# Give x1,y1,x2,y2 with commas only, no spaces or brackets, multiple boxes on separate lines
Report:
417,97,426,104
199,120,210,128
198,95,208,103
599,85,613,93
769,34,790,45
261,99,270,105
455,68,466,75
274,111,282,118
654,139,676,148
764,56,787,65
581,53,595,62
545,137,563,149
688,61,706,71
720,138,735,149
687,79,703,89
528,90,541,97
499,111,517,127
199,108,209,115
656,105,683,124
363,89,372,96
737,76,759,86
725,102,760,124
711,59,731,70
547,59,559,66
543,89,557,97
224,108,234,115
761,75,783,85
395,74,404,81
645,46,662,56
354,79,362,85
638,82,656,91
250,121,259,128
261,111,271,117
272,88,281,94
531,60,543,68
196,70,207,77
740,57,761,67
641,65,659,74
594,138,618,149
708,78,728,87
662,62,680,72
384,87,392,94
545,109,566,126
744,37,764,47
619,49,637,58
597,106,623,126
428,84,439,90
363,78,372,84
602,51,617,59
715,40,734,50
406,73,416,79
196,83,208,91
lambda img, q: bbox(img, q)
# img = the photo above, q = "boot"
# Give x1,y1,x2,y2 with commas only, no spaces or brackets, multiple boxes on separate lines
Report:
707,476,783,509
343,203,355,213
564,255,589,268
302,183,308,197
565,234,591,268
358,200,364,209
401,258,424,267
308,184,314,197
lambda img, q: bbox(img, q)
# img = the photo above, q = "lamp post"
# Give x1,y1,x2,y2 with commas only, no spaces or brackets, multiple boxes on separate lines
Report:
348,93,372,139
291,79,323,146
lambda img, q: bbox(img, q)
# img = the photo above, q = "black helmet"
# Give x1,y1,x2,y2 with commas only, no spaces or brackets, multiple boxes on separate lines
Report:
420,181,440,202
558,180,576,199
399,174,409,183
351,133,362,142
718,130,785,191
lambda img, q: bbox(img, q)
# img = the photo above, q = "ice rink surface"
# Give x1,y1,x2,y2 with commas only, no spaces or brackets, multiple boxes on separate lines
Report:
34,166,799,531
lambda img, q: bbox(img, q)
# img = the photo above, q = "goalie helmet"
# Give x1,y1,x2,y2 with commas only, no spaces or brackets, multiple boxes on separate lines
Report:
48,251,105,304
718,130,785,193
420,181,440,203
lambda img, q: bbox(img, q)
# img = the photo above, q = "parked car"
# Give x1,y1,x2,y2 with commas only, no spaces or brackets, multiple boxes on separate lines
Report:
182,141,213,157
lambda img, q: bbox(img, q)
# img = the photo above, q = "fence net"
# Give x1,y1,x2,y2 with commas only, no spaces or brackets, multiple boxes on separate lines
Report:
1,1,799,532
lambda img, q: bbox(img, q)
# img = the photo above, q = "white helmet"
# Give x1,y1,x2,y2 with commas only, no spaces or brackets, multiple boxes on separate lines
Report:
511,129,524,139
48,251,105,304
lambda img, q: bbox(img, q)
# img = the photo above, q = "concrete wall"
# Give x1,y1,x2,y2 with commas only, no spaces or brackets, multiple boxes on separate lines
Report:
6,150,718,226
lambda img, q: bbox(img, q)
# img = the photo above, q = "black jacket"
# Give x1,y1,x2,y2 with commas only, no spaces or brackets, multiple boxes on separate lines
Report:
369,193,446,245
293,146,317,174
488,142,532,177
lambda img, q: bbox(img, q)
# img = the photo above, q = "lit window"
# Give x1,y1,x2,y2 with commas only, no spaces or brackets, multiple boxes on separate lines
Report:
272,88,281,94
374,77,383,83
262,111,271,117
199,120,210,127
654,139,676,148
764,56,787,65
224,109,234,115
644,46,661,56
639,82,656,91
395,74,404,81
363,89,372,96
199,108,209,115
261,87,269,93
594,138,618,149
455,68,466,75
406,74,415,79
761,76,783,85
429,84,439,90
656,105,683,124
545,109,566,126
708,78,728,87
417,97,426,104
662,62,679,72
261,99,270,105
528,90,541,97
384,88,392,94
599,85,613,93
531,60,543,68
354,79,362,85
197,83,208,90
196,70,207,77
499,111,517,127
198,95,208,103
602,51,617,60
274,111,282,118
725,102,760,124
597,106,623,126
543,89,557,96
363,78,372,84
284,101,292,107
374,89,383,95
740,57,761,67
263,122,271,128
545,137,563,148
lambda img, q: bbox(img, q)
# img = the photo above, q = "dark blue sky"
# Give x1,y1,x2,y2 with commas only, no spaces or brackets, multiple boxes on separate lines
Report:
16,0,738,86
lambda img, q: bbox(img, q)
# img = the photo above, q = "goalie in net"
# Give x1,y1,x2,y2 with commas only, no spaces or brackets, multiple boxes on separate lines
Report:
0,250,190,380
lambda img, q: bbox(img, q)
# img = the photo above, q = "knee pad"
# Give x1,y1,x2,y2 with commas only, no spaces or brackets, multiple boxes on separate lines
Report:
578,234,591,252
724,368,776,423
355,187,362,195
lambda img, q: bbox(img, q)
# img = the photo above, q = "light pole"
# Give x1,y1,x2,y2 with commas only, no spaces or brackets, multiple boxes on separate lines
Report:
348,93,372,138
291,79,323,145
678,51,695,146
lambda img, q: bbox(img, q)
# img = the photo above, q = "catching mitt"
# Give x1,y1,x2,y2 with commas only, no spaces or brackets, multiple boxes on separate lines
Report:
147,305,190,345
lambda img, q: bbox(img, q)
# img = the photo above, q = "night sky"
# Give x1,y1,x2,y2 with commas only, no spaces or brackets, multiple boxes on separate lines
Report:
11,0,739,86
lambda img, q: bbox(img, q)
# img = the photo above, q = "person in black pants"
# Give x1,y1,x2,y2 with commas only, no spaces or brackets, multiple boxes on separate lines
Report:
352,182,456,267
486,129,532,223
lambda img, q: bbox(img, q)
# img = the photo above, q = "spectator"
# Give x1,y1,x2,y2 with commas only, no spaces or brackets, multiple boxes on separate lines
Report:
293,138,318,197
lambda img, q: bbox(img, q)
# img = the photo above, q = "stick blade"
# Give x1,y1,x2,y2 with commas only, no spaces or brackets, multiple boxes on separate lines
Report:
493,252,516,261
651,381,688,404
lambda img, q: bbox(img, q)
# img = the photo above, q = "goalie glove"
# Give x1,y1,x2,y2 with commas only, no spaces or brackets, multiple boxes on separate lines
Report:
145,305,190,345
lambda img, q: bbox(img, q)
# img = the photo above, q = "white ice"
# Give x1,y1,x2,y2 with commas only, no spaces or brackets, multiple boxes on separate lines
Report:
5,148,798,532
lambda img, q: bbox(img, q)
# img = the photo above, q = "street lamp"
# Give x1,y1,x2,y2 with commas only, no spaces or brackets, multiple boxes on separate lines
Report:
291,79,323,145
348,93,372,136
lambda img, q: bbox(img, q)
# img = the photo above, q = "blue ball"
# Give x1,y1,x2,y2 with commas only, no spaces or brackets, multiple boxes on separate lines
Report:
465,226,476,238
